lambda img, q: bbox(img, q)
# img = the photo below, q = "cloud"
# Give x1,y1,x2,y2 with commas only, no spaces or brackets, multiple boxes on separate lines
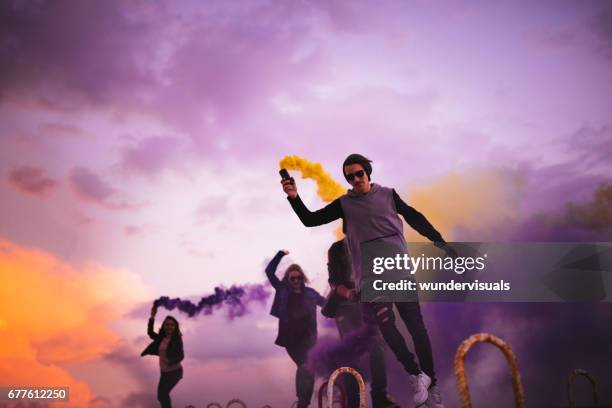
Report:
120,391,158,408
6,165,58,197
588,6,612,59
123,225,142,237
88,396,113,408
0,0,163,110
119,136,183,177
0,239,150,406
38,122,87,139
510,182,611,241
522,5,612,60
68,166,146,211
563,125,612,171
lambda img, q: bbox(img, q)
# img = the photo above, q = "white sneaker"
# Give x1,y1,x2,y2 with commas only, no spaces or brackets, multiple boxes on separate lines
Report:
408,372,431,406
425,385,444,408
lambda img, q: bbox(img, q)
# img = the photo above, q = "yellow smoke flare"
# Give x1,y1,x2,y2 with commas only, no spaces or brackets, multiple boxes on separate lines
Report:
279,155,346,202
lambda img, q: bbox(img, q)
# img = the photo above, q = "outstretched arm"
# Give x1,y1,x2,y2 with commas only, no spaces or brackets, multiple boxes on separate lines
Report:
393,189,445,244
281,177,343,227
287,196,343,227
265,250,287,290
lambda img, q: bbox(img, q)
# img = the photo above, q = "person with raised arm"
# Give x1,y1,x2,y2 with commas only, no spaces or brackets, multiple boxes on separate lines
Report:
265,249,326,408
141,306,184,408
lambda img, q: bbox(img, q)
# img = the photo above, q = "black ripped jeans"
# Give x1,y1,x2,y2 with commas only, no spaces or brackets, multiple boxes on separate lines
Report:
364,301,436,386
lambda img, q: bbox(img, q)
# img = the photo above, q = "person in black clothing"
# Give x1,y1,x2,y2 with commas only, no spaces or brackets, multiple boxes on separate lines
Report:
325,239,398,408
141,306,184,408
281,154,455,407
266,249,326,408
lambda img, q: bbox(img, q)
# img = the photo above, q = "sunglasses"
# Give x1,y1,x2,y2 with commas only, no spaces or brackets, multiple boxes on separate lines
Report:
345,170,366,181
289,275,303,282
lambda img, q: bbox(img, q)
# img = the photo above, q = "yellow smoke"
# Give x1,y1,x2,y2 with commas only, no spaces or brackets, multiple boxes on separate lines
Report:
279,155,346,202
279,155,346,238
402,169,525,241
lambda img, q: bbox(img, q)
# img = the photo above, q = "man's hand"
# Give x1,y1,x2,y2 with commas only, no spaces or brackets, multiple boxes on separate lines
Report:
336,285,358,301
281,249,290,255
442,243,458,258
281,178,297,199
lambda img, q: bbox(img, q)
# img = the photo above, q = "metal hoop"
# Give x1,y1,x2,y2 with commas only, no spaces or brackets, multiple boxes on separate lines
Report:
327,367,365,408
567,368,599,407
318,378,347,408
226,399,247,408
454,333,525,408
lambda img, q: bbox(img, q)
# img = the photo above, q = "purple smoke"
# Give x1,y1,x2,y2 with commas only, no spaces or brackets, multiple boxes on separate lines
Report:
307,324,379,380
153,283,272,319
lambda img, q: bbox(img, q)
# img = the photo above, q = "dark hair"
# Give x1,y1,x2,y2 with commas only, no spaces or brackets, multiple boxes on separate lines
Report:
328,239,350,274
343,153,372,181
282,263,310,285
158,315,182,340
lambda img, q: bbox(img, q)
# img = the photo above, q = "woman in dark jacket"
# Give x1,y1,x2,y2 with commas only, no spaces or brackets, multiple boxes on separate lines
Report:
266,249,325,408
141,306,184,408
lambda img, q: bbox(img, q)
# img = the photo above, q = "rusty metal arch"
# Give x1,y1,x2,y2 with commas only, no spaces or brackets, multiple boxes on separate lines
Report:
318,378,347,408
327,367,365,408
454,333,525,408
567,368,599,407
226,398,247,408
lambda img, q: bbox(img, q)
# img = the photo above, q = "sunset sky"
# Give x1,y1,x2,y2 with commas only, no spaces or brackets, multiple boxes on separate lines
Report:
1,1,611,407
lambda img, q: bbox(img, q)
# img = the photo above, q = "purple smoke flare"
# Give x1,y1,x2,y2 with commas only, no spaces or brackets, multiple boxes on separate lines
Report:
307,324,379,380
153,283,272,319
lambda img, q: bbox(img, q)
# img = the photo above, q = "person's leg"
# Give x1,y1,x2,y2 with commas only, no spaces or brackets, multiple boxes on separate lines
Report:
335,304,363,408
394,301,436,386
286,344,315,408
368,338,388,400
364,302,420,375
157,368,183,408
361,303,399,408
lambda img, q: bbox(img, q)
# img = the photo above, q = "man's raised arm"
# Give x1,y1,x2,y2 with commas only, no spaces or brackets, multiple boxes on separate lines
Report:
281,178,342,227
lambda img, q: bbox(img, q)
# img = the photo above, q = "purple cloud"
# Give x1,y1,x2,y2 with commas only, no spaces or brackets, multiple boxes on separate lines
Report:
563,125,612,170
68,166,145,211
589,6,612,59
0,0,162,109
69,166,114,200
123,225,142,237
7,165,58,196
121,391,158,408
119,136,183,177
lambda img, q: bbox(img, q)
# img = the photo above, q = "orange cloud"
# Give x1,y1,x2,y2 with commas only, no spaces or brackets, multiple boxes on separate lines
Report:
0,239,149,407
401,169,526,241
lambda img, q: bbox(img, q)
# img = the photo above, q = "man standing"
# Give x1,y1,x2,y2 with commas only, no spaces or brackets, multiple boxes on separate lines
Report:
325,239,398,408
281,154,453,408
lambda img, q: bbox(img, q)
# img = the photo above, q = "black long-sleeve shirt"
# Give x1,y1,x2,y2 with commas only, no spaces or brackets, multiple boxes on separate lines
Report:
287,189,445,245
